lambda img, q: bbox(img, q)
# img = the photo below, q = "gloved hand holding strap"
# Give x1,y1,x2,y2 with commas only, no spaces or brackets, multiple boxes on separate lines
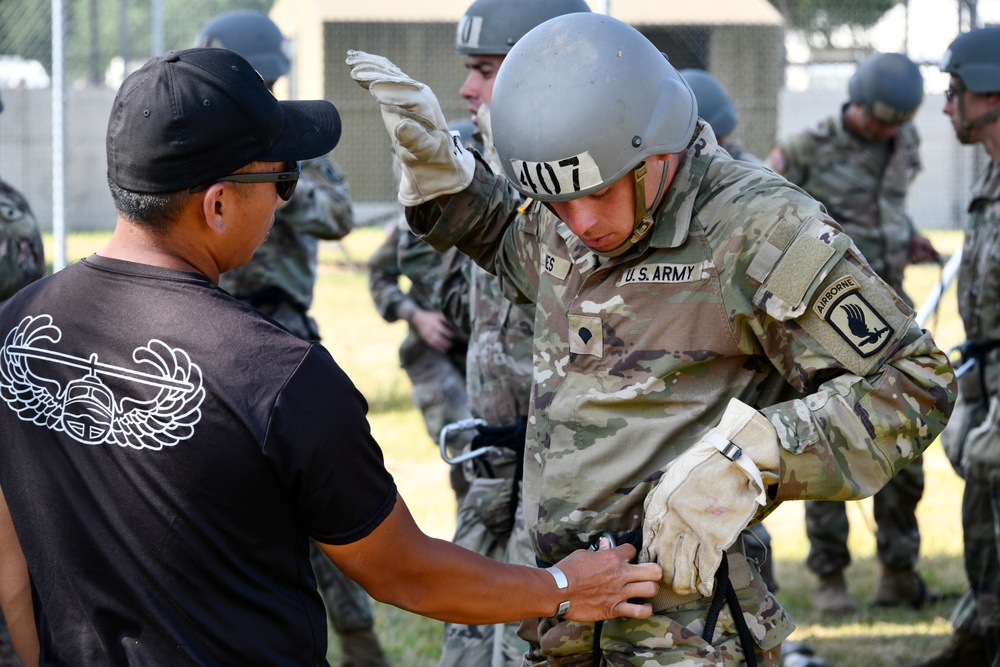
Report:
640,398,780,597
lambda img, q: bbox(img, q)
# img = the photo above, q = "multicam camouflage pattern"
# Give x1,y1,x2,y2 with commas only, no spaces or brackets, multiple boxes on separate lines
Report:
408,122,956,663
769,112,928,578
433,125,537,667
0,178,44,301
945,159,1000,646
219,155,354,339
367,221,473,498
805,458,923,575
768,113,922,301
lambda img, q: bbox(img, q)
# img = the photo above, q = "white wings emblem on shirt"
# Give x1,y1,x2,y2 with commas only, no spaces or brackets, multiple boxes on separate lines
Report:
0,314,205,450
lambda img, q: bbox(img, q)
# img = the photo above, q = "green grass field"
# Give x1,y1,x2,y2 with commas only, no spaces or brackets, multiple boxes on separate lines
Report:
47,228,970,666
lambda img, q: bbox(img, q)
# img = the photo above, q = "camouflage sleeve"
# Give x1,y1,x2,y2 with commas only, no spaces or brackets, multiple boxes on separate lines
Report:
723,190,956,510
406,154,540,306
278,154,355,241
435,248,473,337
0,180,45,301
766,132,812,187
367,224,417,323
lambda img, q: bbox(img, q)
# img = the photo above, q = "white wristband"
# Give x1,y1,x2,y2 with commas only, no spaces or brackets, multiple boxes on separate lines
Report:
545,565,570,618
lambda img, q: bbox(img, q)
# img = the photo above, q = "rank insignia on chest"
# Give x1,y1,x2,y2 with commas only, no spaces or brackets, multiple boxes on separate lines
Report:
813,275,894,358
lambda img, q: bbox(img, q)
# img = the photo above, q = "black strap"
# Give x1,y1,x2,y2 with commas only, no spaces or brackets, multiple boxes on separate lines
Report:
701,553,758,667
592,620,603,667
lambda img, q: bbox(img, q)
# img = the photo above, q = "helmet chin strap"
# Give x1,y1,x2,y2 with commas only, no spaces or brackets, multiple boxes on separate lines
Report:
956,86,1000,142
592,160,670,258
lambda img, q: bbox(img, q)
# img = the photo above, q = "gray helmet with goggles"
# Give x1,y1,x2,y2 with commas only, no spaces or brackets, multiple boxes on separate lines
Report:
491,14,696,256
680,69,738,138
456,0,591,55
195,11,289,83
848,52,923,125
940,27,1000,141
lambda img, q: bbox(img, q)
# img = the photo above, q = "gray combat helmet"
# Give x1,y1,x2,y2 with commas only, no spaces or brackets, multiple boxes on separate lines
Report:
456,0,591,55
492,13,696,203
940,27,1000,142
195,11,289,82
941,26,1000,93
680,69,738,138
848,52,923,124
492,13,696,257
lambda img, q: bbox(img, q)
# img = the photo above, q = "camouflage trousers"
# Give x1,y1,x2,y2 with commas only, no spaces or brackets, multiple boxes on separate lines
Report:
954,479,1000,662
401,342,474,503
308,541,377,635
439,471,533,667
518,562,794,666
805,455,924,574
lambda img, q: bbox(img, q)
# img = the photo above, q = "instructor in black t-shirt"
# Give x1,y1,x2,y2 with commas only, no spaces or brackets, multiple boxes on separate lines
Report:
0,48,660,667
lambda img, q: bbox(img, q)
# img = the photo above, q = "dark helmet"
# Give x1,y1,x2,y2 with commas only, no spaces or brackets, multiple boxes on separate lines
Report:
940,27,1000,93
456,0,591,55
195,11,289,82
848,52,923,124
680,69,737,138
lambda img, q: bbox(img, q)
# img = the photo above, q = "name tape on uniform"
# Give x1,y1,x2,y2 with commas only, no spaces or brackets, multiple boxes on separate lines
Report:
618,262,711,286
510,152,602,198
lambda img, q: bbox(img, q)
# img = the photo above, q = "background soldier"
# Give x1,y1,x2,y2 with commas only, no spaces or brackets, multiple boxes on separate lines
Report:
0,90,44,304
367,216,474,506
195,12,390,666
768,52,939,614
0,87,45,667
348,12,955,664
912,26,1000,667
680,68,764,165
434,2,589,665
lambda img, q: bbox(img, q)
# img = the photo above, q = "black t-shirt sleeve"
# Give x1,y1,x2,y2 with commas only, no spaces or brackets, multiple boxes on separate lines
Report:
264,344,396,545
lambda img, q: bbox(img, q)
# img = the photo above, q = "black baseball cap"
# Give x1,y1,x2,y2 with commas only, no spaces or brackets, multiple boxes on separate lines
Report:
107,47,341,194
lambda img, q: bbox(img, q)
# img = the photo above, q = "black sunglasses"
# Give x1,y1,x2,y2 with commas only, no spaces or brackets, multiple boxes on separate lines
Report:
945,83,965,103
190,161,301,201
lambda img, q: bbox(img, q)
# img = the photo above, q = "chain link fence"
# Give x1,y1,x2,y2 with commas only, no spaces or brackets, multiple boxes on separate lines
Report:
0,0,996,242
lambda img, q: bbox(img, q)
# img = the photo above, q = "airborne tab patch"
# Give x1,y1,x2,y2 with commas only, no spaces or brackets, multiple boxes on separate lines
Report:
814,276,894,358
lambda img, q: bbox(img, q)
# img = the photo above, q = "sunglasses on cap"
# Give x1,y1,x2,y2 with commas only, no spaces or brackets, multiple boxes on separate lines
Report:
190,161,300,201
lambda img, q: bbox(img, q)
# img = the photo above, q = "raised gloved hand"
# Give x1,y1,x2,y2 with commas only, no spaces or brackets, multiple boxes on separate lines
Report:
346,50,475,206
640,398,780,597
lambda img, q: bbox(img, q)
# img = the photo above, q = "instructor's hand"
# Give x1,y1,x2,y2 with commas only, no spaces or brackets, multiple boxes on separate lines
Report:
346,50,475,206
552,542,661,621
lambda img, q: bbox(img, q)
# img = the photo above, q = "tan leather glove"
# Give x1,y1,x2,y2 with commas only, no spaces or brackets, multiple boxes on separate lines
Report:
640,398,780,597
346,50,475,206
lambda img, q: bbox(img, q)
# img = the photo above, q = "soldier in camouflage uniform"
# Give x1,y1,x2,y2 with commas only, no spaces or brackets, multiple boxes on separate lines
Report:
679,68,778,596
196,13,391,667
912,27,1000,667
680,69,764,166
367,219,473,504
0,87,44,667
434,3,590,665
348,13,956,665
767,52,940,614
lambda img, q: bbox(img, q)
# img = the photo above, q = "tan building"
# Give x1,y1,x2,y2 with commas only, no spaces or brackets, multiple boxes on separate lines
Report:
270,0,785,202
